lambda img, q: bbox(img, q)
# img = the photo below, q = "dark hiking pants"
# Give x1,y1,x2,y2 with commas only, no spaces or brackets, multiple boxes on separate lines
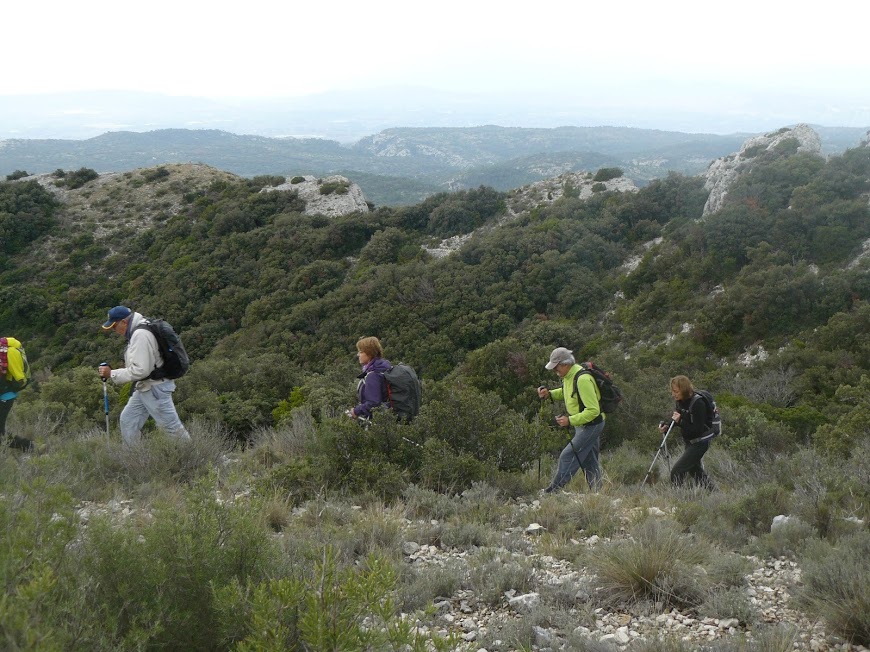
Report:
671,439,713,489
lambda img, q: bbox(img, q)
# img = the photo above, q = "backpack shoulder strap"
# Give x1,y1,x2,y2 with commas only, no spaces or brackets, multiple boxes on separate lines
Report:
688,391,715,429
571,368,591,410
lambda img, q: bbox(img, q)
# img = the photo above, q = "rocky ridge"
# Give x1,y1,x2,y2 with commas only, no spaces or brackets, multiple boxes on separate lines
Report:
423,172,638,259
701,124,823,217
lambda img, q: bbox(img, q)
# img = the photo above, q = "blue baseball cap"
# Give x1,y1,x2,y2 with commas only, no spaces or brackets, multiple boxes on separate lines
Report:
102,306,132,329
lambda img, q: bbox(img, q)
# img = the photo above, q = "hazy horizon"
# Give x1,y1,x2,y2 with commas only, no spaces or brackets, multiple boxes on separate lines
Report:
2,86,868,144
3,0,869,141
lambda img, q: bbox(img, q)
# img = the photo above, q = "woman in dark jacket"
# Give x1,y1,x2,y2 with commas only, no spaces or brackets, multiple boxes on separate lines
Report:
348,336,392,420
661,375,714,489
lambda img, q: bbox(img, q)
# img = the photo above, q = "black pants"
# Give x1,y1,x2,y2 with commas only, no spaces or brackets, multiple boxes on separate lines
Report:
0,398,13,438
1,398,33,452
671,439,713,489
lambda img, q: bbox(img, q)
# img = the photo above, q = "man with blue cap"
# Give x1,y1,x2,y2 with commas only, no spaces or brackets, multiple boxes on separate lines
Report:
98,306,190,445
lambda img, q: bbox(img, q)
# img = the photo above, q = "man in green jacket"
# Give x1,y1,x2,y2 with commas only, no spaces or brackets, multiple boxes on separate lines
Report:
538,347,604,492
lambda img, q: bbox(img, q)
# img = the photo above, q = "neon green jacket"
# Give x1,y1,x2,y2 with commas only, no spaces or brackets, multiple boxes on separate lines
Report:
1,337,28,395
549,364,602,427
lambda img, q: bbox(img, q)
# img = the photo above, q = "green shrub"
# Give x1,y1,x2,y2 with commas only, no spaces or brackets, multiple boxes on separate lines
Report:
254,456,322,505
5,169,29,180
290,176,305,184
319,180,350,195
347,455,408,502
798,532,870,645
812,378,870,458
419,437,484,492
251,174,286,188
76,474,280,649
0,178,59,255
719,405,798,461
214,550,453,651
142,167,170,183
59,167,99,189
726,483,792,536
593,167,623,182
591,182,607,193
0,477,78,649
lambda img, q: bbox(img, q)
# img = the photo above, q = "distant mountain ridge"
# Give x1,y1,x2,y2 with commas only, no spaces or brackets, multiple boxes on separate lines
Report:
2,125,866,206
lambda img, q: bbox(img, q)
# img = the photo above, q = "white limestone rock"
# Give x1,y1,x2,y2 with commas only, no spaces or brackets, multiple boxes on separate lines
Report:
702,124,822,217
264,174,369,218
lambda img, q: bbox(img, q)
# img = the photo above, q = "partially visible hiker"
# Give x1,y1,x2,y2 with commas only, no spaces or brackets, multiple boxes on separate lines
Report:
347,336,391,421
660,375,715,490
98,306,190,445
537,347,604,493
1,337,34,452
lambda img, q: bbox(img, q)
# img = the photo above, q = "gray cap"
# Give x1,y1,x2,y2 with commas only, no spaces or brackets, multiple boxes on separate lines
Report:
545,347,574,370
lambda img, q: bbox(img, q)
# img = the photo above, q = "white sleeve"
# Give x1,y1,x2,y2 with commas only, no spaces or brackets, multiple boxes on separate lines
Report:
111,329,159,384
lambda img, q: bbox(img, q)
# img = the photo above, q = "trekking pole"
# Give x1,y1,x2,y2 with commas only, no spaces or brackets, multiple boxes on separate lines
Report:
536,397,548,482
641,420,674,487
99,363,110,440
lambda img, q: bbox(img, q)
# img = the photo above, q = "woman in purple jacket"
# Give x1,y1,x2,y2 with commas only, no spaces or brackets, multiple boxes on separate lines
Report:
348,336,392,420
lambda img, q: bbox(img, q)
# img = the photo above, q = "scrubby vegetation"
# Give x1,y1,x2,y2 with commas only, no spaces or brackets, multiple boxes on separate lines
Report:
1,135,870,648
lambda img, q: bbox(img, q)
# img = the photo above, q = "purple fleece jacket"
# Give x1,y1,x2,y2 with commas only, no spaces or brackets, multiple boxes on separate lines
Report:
353,357,392,418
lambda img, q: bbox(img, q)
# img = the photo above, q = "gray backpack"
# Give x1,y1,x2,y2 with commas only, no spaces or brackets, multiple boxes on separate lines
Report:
383,364,422,421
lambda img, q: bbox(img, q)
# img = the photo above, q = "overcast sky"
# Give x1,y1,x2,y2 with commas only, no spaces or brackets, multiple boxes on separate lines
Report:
5,0,870,129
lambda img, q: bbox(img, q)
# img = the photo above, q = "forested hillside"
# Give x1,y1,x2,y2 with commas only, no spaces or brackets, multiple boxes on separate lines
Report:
3,128,870,649
3,133,870,453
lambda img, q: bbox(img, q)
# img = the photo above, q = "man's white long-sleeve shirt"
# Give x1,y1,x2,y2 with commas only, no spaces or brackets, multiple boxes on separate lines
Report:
110,312,165,390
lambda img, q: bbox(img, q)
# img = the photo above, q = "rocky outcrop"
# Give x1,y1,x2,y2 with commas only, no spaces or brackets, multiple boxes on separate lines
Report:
423,171,639,259
506,171,638,215
702,124,823,217
265,174,369,218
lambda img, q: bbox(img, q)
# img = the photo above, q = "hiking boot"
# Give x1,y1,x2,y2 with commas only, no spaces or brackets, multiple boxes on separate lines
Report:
8,436,35,452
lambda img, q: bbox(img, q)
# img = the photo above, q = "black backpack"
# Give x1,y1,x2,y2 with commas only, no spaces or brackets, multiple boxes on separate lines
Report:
689,389,721,437
383,364,422,421
134,319,190,380
571,361,623,414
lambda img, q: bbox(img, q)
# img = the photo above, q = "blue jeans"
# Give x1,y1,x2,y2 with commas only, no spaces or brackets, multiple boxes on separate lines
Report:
120,381,190,445
550,419,605,491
